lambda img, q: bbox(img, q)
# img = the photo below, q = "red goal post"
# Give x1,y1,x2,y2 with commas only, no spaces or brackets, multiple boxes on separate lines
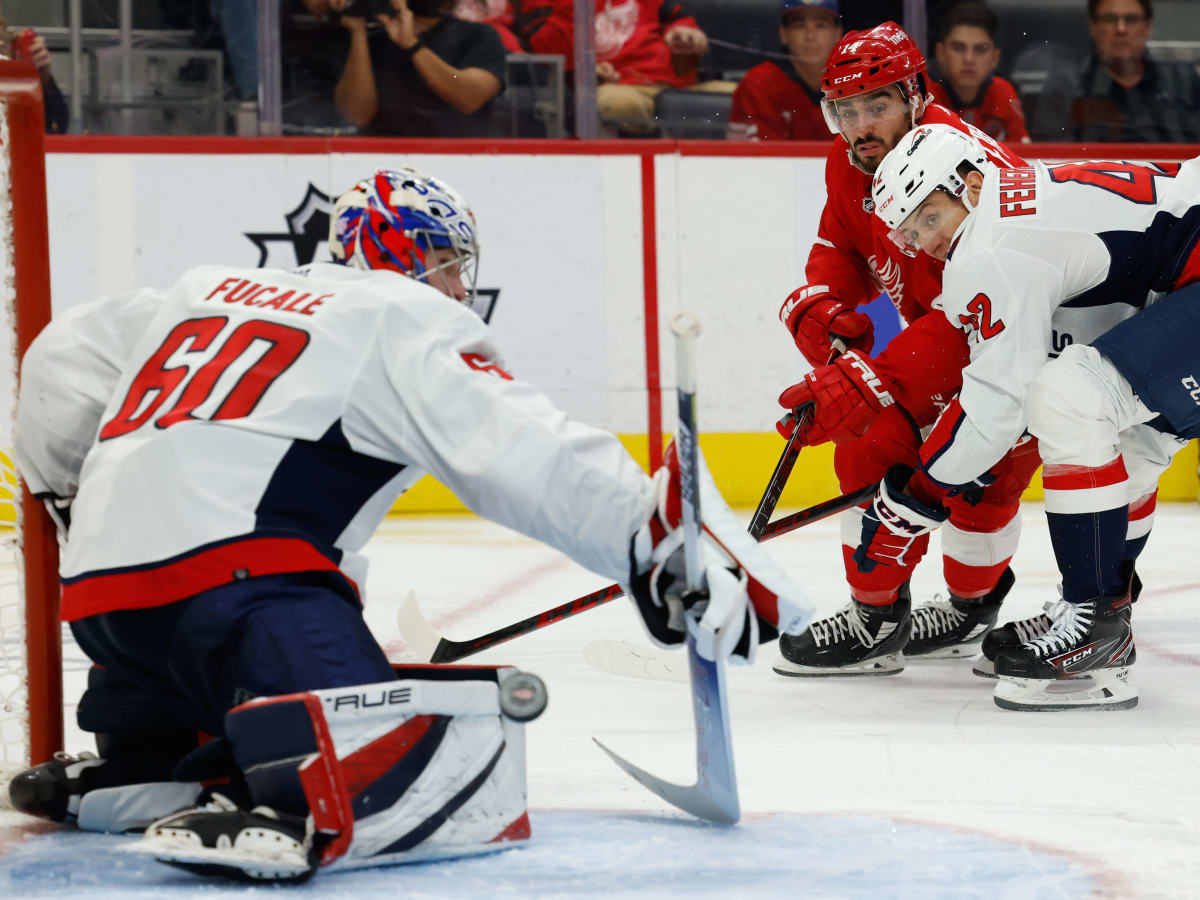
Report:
0,59,61,769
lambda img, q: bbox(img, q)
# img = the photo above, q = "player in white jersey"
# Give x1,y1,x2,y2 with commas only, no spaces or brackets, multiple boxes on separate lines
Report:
9,168,812,881
858,124,1200,710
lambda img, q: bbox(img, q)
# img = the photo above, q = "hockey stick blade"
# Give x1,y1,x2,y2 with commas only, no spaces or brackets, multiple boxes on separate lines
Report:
593,629,739,825
395,591,443,661
582,639,688,683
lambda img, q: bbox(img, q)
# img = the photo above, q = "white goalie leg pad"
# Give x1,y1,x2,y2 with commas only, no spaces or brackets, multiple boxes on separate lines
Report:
994,668,1138,711
222,667,531,874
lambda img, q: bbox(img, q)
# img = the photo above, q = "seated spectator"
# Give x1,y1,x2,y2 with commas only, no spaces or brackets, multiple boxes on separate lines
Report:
929,2,1029,143
314,0,506,136
1031,0,1200,142
518,0,732,134
0,11,68,134
454,0,522,52
728,0,841,142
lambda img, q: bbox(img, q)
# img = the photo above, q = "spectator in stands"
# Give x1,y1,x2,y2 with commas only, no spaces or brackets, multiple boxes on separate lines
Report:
1031,0,1200,142
929,2,1029,143
454,0,522,52
0,12,68,134
210,0,259,101
728,0,841,142
517,0,730,134
319,0,506,136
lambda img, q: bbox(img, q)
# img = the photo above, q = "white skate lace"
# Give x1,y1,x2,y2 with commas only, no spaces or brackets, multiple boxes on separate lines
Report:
1025,601,1096,656
1010,600,1066,643
810,602,877,648
911,596,965,639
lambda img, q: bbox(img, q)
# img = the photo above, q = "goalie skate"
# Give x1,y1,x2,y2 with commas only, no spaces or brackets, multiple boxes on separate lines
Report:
993,596,1137,711
7,751,103,824
906,567,1013,660
124,793,317,883
773,585,910,677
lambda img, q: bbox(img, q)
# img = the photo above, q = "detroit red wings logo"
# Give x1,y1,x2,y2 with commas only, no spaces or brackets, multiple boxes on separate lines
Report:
868,254,905,315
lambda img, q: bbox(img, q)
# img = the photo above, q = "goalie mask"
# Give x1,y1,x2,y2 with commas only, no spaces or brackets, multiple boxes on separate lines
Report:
329,168,480,303
870,123,989,257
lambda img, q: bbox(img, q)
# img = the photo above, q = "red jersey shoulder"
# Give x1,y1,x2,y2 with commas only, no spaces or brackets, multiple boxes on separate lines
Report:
824,139,873,201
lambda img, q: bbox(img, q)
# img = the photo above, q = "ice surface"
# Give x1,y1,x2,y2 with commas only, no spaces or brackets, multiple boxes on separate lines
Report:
4,503,1200,898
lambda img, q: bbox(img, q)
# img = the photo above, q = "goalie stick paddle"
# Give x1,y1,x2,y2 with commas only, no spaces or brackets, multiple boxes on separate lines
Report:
593,310,741,826
395,481,878,663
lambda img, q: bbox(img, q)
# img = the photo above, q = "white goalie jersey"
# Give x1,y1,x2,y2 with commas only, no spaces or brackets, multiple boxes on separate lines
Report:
16,262,656,621
920,157,1200,487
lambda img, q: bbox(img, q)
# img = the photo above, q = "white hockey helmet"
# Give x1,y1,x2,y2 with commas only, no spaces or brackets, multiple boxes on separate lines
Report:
329,167,479,302
870,123,989,256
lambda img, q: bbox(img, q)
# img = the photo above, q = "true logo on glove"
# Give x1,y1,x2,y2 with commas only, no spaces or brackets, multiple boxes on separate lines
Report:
845,354,894,407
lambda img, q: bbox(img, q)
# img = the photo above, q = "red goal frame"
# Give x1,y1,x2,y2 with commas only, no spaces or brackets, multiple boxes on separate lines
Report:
1,59,61,765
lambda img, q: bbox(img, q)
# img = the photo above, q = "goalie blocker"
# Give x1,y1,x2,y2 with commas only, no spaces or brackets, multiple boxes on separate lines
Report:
125,665,542,882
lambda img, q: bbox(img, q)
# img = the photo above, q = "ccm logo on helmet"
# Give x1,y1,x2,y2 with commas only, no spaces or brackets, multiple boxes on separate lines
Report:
833,73,862,84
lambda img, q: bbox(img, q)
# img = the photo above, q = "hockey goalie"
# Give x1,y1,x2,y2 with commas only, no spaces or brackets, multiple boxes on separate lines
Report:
8,167,811,881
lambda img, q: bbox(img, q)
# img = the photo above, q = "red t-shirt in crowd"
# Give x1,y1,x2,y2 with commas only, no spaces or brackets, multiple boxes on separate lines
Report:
728,60,830,141
927,75,1030,143
518,0,699,87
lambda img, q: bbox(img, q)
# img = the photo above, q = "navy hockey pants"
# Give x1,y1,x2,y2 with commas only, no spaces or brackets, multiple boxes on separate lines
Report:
70,571,396,740
1093,281,1200,440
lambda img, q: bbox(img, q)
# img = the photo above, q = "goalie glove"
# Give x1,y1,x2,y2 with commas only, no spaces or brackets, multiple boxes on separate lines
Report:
853,464,949,573
624,440,813,665
776,350,895,446
779,285,874,368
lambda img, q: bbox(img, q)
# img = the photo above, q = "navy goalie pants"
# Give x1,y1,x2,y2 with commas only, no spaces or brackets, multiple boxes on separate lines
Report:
70,570,396,741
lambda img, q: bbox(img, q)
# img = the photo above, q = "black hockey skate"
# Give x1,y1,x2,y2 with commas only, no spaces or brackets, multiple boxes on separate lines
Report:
127,793,318,883
8,751,104,823
906,567,1014,660
993,595,1137,711
974,569,1142,678
773,584,911,677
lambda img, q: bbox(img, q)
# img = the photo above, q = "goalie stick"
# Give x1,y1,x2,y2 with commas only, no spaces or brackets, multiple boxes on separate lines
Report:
395,481,878,663
593,310,741,825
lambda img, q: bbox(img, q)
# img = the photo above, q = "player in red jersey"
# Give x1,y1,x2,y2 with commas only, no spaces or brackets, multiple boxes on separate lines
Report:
728,0,842,142
928,2,1031,143
771,21,1043,678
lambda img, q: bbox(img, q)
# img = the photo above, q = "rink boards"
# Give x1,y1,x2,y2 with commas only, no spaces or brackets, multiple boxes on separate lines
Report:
35,137,1200,512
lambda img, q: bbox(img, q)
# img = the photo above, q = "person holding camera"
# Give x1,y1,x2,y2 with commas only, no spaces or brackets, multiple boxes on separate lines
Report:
326,0,506,136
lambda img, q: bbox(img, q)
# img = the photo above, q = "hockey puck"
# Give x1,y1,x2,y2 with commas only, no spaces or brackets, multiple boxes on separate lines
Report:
498,672,548,722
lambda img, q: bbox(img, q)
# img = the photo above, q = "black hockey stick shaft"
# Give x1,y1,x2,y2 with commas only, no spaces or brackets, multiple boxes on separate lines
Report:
749,341,845,540
423,482,876,663
427,583,623,663
748,409,810,541
758,481,876,539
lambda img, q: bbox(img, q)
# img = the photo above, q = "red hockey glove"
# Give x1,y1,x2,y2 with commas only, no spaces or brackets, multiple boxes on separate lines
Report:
779,285,874,367
852,464,949,573
776,350,896,446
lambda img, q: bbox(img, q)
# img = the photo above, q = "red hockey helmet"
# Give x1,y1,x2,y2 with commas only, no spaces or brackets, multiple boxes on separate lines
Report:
820,22,926,134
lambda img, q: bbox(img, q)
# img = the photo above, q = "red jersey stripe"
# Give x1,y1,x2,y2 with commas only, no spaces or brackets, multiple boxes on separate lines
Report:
1042,458,1129,492
60,536,356,621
